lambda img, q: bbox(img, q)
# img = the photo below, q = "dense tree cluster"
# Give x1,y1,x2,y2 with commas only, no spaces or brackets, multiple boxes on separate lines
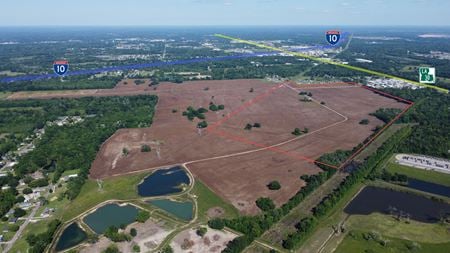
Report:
0,75,123,92
10,95,157,200
370,108,403,123
28,178,49,188
385,88,450,159
378,169,408,183
315,149,353,168
104,226,131,242
102,244,120,253
255,197,275,212
0,188,17,217
282,217,317,249
136,210,150,223
26,219,61,253
182,106,208,121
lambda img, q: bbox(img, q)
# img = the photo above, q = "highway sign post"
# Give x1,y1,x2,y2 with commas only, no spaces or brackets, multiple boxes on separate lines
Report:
53,60,69,76
419,67,436,84
326,31,341,45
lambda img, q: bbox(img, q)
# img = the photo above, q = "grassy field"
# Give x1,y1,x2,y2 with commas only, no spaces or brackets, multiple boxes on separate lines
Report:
0,92,11,99
190,179,239,221
335,230,450,253
355,124,408,162
346,213,450,243
61,171,149,221
9,219,53,253
385,160,450,187
320,194,450,253
243,242,272,253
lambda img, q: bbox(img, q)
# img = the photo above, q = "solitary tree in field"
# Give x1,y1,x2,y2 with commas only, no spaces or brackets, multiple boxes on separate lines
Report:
122,148,129,156
197,121,208,129
196,227,207,237
141,144,151,152
359,119,369,125
209,104,218,111
267,181,281,190
292,128,302,136
130,228,137,237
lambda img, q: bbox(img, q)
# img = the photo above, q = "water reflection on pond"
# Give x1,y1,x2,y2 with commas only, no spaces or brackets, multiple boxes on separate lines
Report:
344,186,450,223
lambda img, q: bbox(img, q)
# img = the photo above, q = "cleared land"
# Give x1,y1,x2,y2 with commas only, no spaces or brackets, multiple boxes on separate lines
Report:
8,79,409,214
169,227,237,253
79,218,175,253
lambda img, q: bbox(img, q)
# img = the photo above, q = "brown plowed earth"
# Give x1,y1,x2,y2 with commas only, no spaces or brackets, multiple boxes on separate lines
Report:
8,79,408,214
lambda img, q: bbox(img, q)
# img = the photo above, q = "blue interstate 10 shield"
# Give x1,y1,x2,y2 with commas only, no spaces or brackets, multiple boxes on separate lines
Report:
53,60,69,76
326,31,341,45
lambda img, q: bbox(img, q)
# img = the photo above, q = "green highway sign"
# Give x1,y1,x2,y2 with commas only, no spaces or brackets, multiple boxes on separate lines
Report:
419,67,436,84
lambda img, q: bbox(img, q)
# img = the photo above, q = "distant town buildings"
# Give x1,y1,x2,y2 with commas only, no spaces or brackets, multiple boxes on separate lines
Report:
395,154,450,174
366,78,423,90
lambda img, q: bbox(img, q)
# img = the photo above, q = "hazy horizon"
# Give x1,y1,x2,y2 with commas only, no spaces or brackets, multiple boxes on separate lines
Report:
1,0,450,26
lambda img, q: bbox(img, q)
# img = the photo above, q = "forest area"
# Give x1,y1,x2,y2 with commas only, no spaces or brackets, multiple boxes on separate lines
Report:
0,95,157,210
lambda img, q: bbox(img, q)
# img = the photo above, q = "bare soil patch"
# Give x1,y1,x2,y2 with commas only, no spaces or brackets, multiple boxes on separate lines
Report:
170,227,237,253
8,79,409,214
207,207,225,219
89,79,340,179
78,218,174,253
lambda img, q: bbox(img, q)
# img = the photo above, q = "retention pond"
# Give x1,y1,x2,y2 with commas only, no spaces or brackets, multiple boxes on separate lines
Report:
83,203,139,234
345,186,450,223
138,166,190,197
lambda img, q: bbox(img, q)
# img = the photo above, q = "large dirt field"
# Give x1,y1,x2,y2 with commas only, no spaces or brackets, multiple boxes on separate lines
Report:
7,79,410,214
89,79,351,180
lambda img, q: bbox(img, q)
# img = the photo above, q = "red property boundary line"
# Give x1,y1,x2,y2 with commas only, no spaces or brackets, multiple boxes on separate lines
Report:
206,82,414,170
339,85,414,169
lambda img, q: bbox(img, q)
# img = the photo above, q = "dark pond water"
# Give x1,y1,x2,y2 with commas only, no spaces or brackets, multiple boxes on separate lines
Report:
406,179,450,198
344,186,450,223
83,203,139,234
55,223,87,251
138,166,190,197
148,199,193,221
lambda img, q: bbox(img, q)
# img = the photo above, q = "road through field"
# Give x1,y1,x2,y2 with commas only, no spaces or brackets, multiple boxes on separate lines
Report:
111,82,350,180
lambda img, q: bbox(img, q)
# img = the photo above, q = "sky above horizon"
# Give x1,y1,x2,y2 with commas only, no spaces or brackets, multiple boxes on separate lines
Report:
1,0,450,26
